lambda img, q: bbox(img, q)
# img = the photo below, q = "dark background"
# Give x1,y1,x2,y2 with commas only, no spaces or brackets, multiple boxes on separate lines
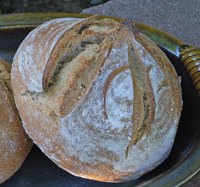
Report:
0,0,108,14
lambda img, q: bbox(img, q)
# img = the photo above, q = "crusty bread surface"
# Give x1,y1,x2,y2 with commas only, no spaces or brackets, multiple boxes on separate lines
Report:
11,17,182,182
0,59,32,184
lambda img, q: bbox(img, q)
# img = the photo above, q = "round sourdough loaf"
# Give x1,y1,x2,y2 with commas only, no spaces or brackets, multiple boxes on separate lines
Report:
11,17,182,182
0,59,32,184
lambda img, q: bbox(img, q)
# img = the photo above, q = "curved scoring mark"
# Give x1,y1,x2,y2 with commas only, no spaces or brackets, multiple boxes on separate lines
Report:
115,20,155,157
125,42,155,157
103,66,129,119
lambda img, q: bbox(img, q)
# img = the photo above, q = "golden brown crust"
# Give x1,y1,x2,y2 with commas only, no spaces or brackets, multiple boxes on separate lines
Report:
0,59,32,184
11,17,182,182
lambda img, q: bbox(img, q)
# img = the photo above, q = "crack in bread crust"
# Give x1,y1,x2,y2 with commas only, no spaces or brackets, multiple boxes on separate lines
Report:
21,18,119,118
136,34,182,114
125,42,155,157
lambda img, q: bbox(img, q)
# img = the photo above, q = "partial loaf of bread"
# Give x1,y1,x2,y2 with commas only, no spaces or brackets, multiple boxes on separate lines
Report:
0,59,32,184
11,17,182,182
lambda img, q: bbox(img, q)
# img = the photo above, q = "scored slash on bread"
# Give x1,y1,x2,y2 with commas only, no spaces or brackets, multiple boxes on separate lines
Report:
11,16,182,182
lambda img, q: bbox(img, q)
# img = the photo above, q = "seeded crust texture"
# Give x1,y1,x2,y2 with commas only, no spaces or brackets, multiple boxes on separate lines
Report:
11,17,182,182
0,59,32,184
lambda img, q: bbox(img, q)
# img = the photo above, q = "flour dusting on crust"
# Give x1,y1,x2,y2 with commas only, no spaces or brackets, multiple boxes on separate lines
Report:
11,17,182,182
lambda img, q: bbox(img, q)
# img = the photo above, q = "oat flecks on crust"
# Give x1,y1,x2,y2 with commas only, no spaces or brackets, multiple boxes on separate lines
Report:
11,17,182,182
0,59,32,184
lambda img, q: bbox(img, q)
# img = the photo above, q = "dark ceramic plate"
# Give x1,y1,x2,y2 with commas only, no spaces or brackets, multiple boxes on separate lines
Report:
1,13,200,187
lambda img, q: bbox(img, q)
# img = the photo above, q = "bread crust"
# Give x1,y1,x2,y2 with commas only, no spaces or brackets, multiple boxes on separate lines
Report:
0,59,32,184
11,17,182,182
